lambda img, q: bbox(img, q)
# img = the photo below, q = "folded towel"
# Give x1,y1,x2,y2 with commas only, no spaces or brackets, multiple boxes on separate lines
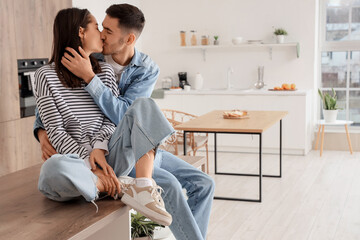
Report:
151,89,165,99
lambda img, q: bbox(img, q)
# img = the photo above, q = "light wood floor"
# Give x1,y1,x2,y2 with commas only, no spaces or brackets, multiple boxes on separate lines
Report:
164,150,360,240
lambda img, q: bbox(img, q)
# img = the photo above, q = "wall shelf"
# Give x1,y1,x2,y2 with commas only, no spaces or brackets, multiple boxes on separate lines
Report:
180,42,300,61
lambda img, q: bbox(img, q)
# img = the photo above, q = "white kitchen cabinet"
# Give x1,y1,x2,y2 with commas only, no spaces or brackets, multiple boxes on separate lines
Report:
154,89,312,155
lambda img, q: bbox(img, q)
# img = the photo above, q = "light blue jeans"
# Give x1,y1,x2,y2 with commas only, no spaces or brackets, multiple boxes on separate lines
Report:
38,98,214,240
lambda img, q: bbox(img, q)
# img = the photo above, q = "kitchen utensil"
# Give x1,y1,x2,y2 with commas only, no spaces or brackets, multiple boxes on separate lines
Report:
190,30,197,46
178,72,190,89
201,35,210,45
180,31,186,46
254,66,265,89
184,85,191,91
161,77,172,89
232,37,243,45
247,40,263,44
193,73,203,90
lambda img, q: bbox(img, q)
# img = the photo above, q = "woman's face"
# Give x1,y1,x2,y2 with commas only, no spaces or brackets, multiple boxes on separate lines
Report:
81,14,103,54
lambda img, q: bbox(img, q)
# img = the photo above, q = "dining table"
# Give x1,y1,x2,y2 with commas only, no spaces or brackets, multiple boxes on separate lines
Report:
175,110,288,202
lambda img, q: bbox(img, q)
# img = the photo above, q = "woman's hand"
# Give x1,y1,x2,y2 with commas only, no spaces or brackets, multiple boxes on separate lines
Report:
92,168,121,197
90,149,121,196
38,129,57,161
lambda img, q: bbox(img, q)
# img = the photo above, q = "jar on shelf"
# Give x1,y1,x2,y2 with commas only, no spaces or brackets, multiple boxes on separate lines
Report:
201,35,209,45
190,30,197,46
180,31,186,46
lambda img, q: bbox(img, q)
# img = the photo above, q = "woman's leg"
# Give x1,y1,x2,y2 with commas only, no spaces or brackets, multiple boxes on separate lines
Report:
106,98,174,177
38,154,98,202
135,149,155,178
106,98,174,226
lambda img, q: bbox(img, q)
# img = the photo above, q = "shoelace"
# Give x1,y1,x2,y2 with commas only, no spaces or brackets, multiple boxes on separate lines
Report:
113,177,136,199
151,185,165,206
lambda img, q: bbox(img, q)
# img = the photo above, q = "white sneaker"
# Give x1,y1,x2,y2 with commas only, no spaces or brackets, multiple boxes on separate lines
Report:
121,181,172,226
113,176,135,200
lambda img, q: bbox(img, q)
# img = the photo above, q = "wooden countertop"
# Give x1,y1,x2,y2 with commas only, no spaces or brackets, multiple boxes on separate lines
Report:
175,110,288,133
0,164,126,240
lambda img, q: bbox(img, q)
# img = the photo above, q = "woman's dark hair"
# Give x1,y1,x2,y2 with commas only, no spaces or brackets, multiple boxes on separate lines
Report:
50,8,101,88
106,4,145,37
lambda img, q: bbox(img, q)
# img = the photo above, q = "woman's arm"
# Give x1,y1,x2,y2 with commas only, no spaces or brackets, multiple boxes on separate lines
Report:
34,67,91,167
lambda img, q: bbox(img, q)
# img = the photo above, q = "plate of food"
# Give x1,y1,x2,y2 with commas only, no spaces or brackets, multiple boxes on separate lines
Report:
268,83,297,91
223,110,249,119
169,87,182,91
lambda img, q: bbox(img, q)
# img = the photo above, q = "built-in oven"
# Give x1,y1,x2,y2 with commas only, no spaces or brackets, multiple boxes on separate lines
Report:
17,58,48,118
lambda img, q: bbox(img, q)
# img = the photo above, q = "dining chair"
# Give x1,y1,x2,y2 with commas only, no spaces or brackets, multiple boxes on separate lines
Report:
161,109,209,173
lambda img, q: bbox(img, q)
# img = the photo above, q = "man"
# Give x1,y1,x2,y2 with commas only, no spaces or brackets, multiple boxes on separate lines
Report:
34,4,214,240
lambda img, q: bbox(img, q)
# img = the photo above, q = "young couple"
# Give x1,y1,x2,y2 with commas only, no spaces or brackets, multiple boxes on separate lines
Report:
33,4,214,240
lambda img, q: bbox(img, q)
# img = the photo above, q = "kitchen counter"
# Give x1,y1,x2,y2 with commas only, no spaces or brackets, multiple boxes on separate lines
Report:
164,88,310,96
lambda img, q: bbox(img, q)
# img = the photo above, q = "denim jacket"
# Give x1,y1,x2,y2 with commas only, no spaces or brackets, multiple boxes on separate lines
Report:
33,48,159,141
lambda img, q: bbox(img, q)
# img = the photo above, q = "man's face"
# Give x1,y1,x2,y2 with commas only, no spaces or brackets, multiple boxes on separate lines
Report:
101,15,128,55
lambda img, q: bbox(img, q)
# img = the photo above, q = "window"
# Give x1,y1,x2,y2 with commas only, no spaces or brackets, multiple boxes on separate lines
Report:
320,0,360,125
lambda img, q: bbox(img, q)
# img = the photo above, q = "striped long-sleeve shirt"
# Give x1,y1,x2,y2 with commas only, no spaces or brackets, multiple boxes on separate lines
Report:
34,62,119,168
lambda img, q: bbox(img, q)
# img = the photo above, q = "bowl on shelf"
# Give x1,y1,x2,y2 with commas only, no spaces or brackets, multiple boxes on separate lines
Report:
232,37,243,45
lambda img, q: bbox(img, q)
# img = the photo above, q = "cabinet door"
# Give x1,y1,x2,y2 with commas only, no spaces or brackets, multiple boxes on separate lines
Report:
13,0,72,59
0,117,42,177
0,120,19,176
0,0,20,122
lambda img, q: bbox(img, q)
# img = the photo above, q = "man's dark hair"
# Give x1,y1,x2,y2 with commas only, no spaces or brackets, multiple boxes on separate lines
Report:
106,4,145,37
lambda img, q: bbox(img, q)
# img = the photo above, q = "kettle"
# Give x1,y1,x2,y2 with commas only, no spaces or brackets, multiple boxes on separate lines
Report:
193,73,204,90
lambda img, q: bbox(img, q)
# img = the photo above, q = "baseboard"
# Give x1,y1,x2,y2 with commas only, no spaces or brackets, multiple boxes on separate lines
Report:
201,145,306,156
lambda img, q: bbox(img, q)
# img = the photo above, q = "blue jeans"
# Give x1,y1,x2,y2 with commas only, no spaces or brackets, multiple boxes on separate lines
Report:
38,98,214,240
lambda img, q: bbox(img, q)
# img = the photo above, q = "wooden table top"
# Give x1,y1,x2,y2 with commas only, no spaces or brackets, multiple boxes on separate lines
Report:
175,110,288,133
0,164,126,240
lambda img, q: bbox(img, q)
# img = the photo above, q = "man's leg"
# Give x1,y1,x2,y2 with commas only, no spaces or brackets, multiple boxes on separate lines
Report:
129,150,215,240
159,150,215,239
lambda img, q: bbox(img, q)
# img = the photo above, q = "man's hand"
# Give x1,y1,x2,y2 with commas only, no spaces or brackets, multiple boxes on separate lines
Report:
61,46,95,83
90,149,121,196
38,129,57,161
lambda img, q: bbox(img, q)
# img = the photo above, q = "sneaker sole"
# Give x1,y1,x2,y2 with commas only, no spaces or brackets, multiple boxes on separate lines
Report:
121,193,172,226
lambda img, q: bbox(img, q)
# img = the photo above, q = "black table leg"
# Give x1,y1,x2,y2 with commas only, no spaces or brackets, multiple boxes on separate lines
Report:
183,131,187,156
214,133,217,174
262,119,282,178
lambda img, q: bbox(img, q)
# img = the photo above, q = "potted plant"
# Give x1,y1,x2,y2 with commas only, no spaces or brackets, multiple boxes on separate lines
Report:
213,35,219,45
131,212,164,240
318,88,340,123
273,28,288,43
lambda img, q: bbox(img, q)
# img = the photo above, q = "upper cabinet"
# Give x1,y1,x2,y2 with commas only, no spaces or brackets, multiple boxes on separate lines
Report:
0,0,20,122
13,0,72,59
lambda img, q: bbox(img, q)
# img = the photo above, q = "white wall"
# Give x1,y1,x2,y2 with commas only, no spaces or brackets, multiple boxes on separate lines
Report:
140,0,318,90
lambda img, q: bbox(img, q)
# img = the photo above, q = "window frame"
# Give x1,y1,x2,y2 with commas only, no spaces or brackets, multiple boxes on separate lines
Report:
318,0,360,128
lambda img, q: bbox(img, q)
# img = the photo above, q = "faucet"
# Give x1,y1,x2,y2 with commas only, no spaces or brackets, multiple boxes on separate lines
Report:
227,67,234,90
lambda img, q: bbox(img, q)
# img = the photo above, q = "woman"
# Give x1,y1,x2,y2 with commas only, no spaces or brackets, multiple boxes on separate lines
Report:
33,8,173,226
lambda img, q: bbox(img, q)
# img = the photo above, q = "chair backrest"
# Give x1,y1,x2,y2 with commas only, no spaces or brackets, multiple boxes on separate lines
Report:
161,109,198,123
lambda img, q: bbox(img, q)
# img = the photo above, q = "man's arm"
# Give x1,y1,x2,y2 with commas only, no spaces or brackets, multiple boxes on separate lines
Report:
33,107,57,161
84,66,158,125
61,47,159,125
